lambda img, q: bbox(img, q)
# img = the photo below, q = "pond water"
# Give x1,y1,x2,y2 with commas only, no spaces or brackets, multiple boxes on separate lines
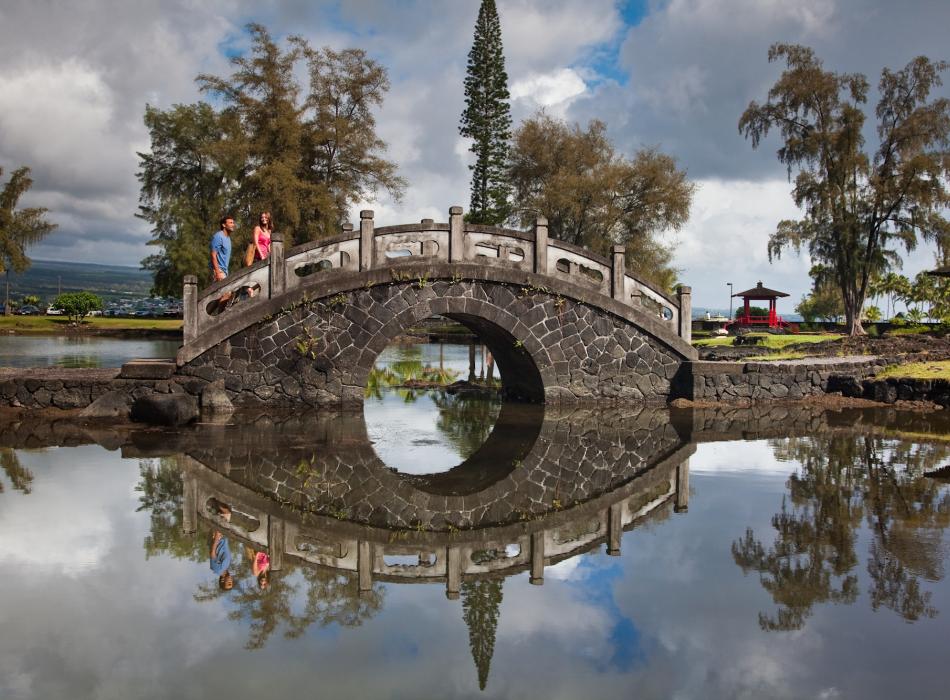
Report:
0,334,180,368
365,342,500,473
2,333,950,698
1,394,949,699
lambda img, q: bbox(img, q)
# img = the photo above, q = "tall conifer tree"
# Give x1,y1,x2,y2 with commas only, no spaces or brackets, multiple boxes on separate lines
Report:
460,0,512,225
461,578,503,691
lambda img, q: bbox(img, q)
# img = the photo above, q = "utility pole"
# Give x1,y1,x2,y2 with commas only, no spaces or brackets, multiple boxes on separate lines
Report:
727,282,733,319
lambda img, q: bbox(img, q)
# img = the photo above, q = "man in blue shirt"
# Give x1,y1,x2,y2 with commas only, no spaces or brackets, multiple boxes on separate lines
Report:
210,215,235,307
209,501,234,590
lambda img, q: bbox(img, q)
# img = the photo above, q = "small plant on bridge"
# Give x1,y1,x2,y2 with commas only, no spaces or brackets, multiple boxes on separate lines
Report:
390,268,412,283
519,283,549,298
513,339,524,349
327,293,347,309
450,272,464,285
415,273,429,289
294,326,320,360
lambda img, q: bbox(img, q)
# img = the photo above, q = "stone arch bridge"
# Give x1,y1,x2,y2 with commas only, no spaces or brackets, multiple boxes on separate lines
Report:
177,206,696,406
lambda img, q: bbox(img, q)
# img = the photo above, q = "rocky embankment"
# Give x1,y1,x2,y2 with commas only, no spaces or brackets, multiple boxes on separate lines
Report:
690,333,950,407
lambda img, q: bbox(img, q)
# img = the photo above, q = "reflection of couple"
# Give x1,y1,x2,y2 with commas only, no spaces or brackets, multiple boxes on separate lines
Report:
209,501,269,591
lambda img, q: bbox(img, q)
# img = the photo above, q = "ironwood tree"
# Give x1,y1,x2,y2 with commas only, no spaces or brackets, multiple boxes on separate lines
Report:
459,0,512,225
137,103,245,296
509,114,694,291
138,23,403,295
740,44,950,335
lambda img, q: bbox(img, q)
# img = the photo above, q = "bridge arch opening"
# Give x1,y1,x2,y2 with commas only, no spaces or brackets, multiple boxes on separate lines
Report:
439,313,545,403
362,309,545,488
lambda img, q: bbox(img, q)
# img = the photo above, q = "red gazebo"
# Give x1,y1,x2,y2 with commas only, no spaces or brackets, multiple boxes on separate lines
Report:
729,281,791,330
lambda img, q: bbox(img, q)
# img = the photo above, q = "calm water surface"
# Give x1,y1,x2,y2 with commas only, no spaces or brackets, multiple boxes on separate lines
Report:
1,353,949,698
0,334,180,368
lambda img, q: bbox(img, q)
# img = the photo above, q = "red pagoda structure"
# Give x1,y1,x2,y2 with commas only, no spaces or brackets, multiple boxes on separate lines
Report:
728,281,791,331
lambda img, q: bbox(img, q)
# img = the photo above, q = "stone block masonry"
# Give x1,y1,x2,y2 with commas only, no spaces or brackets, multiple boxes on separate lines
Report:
0,367,206,410
682,357,885,402
178,277,689,408
681,355,950,408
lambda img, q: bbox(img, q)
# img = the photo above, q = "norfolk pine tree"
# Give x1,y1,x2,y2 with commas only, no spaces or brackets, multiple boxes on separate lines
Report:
460,0,512,225
740,45,950,335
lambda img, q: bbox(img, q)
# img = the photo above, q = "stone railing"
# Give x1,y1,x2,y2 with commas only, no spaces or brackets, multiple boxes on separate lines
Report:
183,206,691,348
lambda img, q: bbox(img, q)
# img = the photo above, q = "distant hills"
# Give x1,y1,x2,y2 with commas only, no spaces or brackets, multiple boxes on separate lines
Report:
3,260,153,303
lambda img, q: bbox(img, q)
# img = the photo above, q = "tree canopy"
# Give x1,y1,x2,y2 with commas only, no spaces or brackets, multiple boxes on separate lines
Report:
52,291,103,323
0,166,56,276
740,44,950,335
795,282,844,323
509,114,694,291
138,23,404,296
460,0,512,225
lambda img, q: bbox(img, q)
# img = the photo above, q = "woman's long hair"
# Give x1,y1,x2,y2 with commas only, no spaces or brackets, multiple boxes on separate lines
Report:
258,211,273,232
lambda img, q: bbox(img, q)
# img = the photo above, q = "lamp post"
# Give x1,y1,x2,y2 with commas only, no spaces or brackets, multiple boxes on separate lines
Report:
727,282,733,319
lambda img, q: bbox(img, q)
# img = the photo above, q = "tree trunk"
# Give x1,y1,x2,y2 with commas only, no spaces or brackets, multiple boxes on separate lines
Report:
844,301,866,336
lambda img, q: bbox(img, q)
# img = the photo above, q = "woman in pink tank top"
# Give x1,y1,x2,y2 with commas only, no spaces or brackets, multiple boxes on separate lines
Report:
253,211,273,261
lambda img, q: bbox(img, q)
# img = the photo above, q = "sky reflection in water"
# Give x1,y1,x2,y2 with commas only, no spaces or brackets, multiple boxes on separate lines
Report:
1,403,949,699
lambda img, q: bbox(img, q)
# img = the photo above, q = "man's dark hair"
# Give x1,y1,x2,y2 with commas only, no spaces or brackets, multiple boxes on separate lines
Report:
219,215,234,228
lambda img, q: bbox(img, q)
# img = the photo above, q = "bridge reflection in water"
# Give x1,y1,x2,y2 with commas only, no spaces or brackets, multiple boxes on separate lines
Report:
179,405,693,598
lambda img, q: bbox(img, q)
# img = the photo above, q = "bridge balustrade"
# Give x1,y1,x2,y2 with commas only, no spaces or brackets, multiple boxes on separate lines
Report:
182,206,692,351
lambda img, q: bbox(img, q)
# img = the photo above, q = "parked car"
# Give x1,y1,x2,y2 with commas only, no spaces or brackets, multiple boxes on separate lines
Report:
17,305,40,315
46,307,64,315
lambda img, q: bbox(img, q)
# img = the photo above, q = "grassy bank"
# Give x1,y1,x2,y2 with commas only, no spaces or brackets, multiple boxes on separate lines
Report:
0,316,182,335
693,333,842,349
877,360,950,380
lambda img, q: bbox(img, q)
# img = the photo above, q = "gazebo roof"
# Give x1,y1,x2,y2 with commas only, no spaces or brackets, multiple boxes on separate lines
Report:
927,266,950,277
732,281,789,299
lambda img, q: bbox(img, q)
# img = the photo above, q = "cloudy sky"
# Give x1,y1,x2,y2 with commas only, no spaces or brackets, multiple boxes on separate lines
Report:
1,0,948,309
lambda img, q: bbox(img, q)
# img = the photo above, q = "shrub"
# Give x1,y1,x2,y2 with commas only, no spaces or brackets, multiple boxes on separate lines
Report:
51,291,103,323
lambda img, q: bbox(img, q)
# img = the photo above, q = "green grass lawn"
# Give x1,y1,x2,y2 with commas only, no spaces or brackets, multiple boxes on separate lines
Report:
0,315,182,334
693,333,843,349
877,360,950,380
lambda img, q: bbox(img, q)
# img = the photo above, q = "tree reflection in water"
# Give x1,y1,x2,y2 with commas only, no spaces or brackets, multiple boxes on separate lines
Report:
0,447,33,494
462,578,503,691
366,344,462,403
136,458,383,650
733,436,950,631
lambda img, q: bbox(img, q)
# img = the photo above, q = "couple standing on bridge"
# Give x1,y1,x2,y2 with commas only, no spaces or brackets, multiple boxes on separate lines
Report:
209,211,274,307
